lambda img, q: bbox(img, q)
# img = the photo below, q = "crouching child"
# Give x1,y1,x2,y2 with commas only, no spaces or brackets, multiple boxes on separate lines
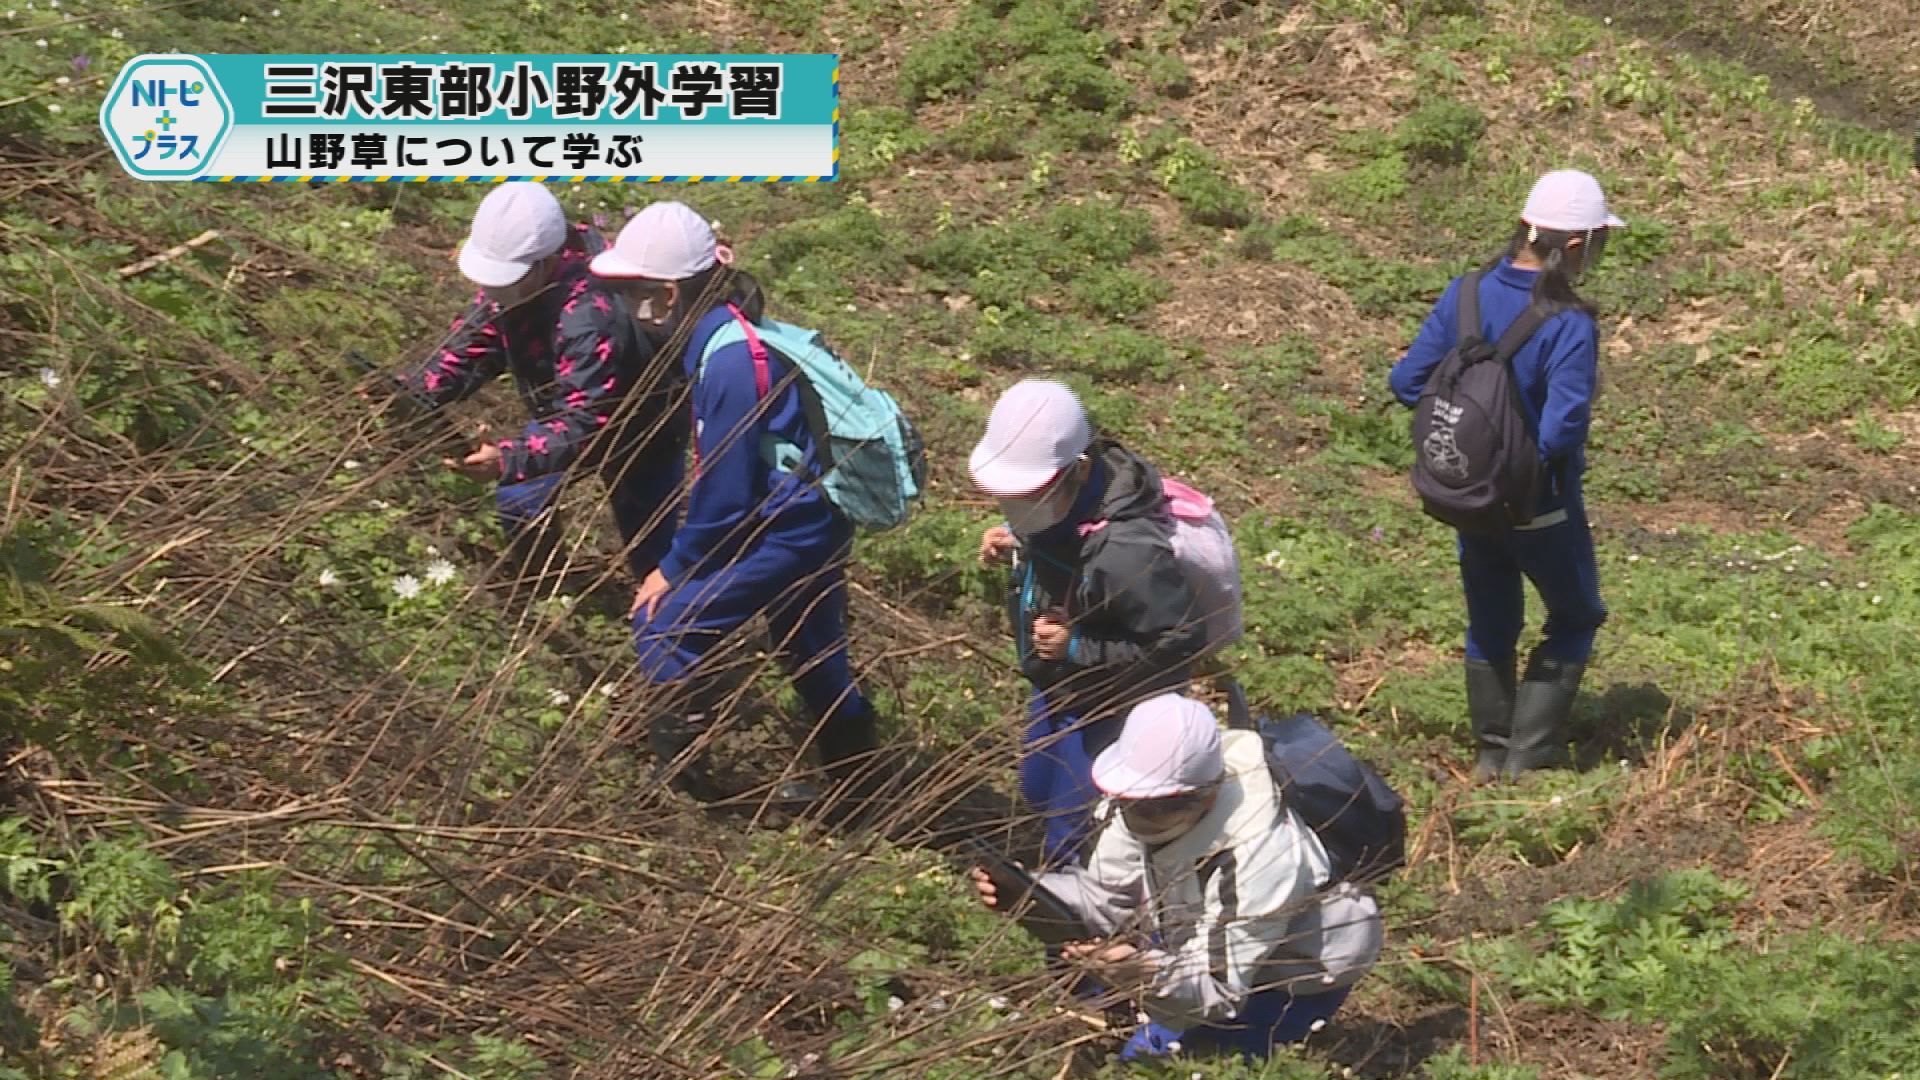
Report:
971,694,1383,1061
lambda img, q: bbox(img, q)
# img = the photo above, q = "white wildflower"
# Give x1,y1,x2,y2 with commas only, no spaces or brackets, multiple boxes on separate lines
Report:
110,27,123,38
44,103,60,113
885,995,904,1012
389,574,422,600
4,11,14,19
38,367,60,389
1626,553,1640,563
370,499,390,510
424,558,456,587
342,458,362,470
238,13,246,20
270,6,280,13
597,682,617,698
46,0,55,7
986,995,1009,1011
34,37,46,47
55,76,69,85
1549,794,1564,806
618,10,628,18
547,688,571,707
1872,595,1883,605
317,568,340,588
425,545,439,557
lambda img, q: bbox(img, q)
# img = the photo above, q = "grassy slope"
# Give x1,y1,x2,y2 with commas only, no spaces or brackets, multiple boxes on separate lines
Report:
3,1,1920,1078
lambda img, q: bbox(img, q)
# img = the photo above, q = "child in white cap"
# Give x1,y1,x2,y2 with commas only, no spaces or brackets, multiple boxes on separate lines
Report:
1389,169,1622,781
377,182,689,601
969,379,1209,866
971,693,1382,1060
589,202,876,803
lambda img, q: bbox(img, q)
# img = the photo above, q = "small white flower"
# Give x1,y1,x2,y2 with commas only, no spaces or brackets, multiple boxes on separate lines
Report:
44,102,60,113
37,367,60,388
370,499,390,510
238,13,246,20
424,558,456,586
34,37,46,47
389,574,422,600
618,10,628,18
986,995,1009,1011
46,0,56,8
885,995,904,1012
110,27,123,38
425,545,439,557
1626,553,1640,563
1872,595,1883,605
597,683,617,698
1549,794,1564,806
1619,759,1631,770
342,458,362,470
4,11,15,19
547,688,571,707
270,6,280,13
1857,581,1869,589
55,76,69,85
317,568,340,588
1769,612,1779,620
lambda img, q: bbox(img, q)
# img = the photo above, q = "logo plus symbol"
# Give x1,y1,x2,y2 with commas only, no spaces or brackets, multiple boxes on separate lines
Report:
155,109,178,130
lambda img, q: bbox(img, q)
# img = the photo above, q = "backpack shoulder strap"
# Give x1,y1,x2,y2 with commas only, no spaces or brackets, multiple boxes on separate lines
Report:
725,305,838,474
725,304,771,398
1454,271,1485,347
1491,301,1560,363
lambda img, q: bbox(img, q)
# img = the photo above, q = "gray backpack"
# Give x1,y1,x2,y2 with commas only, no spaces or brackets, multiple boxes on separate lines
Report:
1409,272,1555,534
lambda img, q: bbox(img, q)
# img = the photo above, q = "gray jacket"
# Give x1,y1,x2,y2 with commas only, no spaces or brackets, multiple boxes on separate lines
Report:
1038,730,1384,1029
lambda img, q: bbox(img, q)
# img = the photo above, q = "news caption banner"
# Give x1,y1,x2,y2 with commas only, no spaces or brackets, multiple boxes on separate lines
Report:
98,53,839,182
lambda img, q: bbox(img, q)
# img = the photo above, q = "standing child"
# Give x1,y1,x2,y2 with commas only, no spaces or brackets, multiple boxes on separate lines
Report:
1389,170,1620,780
971,380,1209,866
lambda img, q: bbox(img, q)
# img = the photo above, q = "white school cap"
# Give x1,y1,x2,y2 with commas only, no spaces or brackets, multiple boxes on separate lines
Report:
590,201,721,281
457,182,568,289
968,379,1093,497
1091,694,1226,800
1520,169,1626,232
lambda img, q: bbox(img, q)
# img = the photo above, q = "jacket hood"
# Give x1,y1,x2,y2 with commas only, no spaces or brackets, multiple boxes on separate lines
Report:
1090,437,1169,526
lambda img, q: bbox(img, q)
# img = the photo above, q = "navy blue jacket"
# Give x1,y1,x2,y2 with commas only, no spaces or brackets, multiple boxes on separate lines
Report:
1390,259,1599,513
657,304,840,584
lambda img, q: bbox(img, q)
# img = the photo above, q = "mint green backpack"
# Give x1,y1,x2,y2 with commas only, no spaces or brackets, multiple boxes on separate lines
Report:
699,304,927,531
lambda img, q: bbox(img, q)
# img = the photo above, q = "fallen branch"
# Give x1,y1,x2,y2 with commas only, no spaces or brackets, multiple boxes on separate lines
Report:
117,229,222,278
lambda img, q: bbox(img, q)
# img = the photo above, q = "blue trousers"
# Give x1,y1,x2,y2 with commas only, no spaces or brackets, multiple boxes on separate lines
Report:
1123,987,1351,1061
631,525,871,749
1458,499,1606,665
495,444,683,579
1019,694,1121,870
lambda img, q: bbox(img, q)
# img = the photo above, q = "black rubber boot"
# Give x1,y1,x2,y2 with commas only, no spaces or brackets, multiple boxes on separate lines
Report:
644,680,731,802
1503,655,1583,778
1464,657,1516,784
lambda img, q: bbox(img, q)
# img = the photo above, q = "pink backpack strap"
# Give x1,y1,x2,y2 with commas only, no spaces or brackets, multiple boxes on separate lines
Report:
1077,519,1109,538
726,303,771,397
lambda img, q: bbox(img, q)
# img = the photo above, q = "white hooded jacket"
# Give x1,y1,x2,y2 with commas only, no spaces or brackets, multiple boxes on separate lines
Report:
1038,730,1384,1030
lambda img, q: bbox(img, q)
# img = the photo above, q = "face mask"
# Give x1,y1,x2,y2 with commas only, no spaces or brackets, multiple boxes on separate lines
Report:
999,481,1074,535
1120,792,1211,844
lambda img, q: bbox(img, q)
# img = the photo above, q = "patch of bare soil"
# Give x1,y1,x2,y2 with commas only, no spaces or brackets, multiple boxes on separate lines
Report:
1565,0,1920,131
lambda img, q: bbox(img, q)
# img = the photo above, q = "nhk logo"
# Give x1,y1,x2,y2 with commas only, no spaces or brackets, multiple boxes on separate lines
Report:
99,55,233,179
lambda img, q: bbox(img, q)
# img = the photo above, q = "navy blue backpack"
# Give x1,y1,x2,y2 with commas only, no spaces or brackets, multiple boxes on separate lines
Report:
1236,693,1407,886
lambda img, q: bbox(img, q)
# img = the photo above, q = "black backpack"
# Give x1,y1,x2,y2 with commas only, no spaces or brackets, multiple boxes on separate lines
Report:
1257,712,1408,888
1409,271,1556,534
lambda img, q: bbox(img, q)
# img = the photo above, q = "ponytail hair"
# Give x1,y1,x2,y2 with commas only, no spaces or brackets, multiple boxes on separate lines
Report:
1495,221,1600,318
